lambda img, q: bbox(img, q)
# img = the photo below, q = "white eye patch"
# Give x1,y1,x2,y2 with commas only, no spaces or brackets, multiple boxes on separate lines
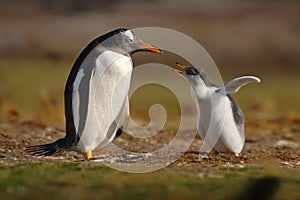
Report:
124,30,135,41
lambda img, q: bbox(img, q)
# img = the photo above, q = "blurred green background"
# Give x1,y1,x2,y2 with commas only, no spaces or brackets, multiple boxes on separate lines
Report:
0,0,300,124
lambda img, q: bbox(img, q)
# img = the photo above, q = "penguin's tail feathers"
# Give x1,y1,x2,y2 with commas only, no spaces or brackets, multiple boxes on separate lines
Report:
26,138,69,157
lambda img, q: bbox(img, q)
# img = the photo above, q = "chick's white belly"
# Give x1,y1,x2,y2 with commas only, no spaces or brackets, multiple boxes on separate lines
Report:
199,95,244,154
219,108,244,153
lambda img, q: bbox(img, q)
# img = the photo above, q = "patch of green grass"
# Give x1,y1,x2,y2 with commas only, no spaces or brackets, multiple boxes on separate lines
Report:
0,163,238,199
0,162,298,199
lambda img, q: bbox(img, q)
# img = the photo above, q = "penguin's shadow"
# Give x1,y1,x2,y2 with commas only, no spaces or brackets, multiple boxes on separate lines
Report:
232,176,281,200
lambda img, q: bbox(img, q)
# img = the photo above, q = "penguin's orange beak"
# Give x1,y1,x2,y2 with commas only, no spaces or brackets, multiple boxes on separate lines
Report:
140,44,161,54
174,62,187,73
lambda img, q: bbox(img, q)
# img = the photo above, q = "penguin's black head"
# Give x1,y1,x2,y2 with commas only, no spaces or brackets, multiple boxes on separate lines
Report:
174,62,214,86
101,28,161,55
174,62,199,76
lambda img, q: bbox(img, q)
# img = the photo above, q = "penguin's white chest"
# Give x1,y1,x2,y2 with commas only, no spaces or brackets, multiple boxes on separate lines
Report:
93,51,132,129
196,89,244,154
73,50,132,152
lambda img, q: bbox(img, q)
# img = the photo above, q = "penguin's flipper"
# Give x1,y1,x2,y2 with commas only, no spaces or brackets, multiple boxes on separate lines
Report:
26,138,68,157
218,76,261,94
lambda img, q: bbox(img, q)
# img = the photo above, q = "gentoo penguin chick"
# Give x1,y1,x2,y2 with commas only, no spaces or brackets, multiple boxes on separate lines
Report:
175,62,260,155
27,28,161,160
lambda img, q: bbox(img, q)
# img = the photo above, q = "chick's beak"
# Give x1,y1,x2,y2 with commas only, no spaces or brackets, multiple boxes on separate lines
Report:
140,44,161,54
174,62,187,73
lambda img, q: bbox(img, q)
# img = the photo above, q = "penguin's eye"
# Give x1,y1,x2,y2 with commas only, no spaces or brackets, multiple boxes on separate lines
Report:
126,37,134,43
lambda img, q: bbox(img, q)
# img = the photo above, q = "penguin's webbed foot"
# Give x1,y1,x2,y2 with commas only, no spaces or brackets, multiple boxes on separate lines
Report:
85,150,106,161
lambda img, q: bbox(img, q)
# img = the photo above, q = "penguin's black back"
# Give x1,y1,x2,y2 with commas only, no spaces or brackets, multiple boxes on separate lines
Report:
227,94,244,128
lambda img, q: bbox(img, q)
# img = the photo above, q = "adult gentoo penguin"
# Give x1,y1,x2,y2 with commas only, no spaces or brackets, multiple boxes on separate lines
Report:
174,63,260,155
27,28,161,160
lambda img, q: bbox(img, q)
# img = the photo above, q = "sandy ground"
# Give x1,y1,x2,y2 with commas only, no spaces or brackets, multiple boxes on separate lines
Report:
0,114,299,170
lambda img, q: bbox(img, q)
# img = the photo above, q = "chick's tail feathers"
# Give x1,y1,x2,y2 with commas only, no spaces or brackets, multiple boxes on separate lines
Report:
26,138,70,157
